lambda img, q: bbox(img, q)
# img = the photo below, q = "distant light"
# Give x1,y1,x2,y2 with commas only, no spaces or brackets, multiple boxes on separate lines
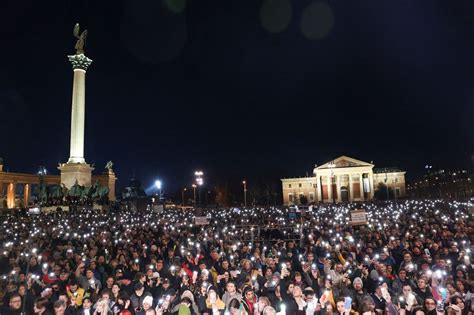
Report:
155,180,162,190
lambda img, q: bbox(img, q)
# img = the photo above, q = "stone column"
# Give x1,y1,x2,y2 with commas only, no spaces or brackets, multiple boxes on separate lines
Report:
316,175,322,202
24,184,30,206
7,183,15,209
67,54,92,163
327,175,332,203
369,173,375,199
59,53,94,188
349,175,354,201
359,173,364,201
336,175,341,202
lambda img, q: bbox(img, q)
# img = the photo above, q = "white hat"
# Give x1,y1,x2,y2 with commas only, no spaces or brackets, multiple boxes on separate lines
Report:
143,296,153,306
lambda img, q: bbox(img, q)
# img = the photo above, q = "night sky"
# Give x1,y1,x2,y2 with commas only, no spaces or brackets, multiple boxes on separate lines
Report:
1,0,473,195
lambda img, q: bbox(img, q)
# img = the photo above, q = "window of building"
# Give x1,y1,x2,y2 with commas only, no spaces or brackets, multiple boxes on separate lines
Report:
289,194,293,202
299,183,302,187
289,184,292,188
309,193,314,201
395,187,401,197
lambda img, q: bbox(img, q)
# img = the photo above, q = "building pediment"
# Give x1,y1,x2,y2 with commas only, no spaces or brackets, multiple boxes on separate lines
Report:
315,156,374,170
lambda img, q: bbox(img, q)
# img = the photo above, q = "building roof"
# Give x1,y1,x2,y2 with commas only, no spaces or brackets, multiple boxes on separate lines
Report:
315,155,374,170
373,167,405,174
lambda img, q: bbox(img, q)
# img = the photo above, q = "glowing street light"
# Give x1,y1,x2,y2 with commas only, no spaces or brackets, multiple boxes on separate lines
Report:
155,180,162,199
182,188,187,205
242,180,247,208
194,171,204,206
192,184,197,206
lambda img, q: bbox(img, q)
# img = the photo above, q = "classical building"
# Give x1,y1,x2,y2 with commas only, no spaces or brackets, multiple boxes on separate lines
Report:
281,155,406,204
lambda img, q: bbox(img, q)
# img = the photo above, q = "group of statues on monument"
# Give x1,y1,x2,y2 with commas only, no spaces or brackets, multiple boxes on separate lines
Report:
37,176,109,206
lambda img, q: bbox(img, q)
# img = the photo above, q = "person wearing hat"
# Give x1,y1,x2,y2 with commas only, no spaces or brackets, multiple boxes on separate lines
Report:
350,277,371,313
130,282,152,312
142,295,154,313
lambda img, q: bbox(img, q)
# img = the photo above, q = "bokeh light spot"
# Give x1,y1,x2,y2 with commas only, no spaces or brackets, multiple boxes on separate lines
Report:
260,0,293,33
300,1,334,40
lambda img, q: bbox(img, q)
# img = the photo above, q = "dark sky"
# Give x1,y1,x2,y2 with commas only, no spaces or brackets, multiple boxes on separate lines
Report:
1,0,473,194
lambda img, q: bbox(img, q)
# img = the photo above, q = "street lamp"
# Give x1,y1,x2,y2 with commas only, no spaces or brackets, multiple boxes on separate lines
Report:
155,180,162,200
242,180,247,208
182,188,187,205
192,184,197,206
194,171,204,206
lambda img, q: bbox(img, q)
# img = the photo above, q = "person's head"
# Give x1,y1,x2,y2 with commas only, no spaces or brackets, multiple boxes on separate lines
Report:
101,289,113,302
34,297,49,314
294,272,302,282
403,252,412,263
85,269,94,280
398,269,407,280
244,287,254,301
142,296,153,311
82,297,92,310
262,306,276,315
412,306,425,315
106,276,115,288
402,284,412,297
424,298,436,312
226,282,236,294
353,277,363,291
9,294,22,311
335,263,344,273
417,278,427,289
286,281,295,295
229,298,242,315
452,296,465,310
336,297,346,314
258,297,271,312
112,283,120,295
53,299,66,315
293,285,303,298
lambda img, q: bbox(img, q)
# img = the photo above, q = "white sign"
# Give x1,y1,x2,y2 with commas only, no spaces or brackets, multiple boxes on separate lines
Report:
194,216,210,225
351,210,367,225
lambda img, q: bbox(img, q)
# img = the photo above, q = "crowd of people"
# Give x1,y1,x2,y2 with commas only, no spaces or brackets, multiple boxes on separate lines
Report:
0,199,472,315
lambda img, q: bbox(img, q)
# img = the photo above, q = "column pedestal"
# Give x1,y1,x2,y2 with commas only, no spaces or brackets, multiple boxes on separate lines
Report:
58,163,94,189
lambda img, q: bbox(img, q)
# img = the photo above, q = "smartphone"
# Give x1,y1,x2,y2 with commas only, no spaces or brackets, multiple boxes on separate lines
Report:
344,297,352,310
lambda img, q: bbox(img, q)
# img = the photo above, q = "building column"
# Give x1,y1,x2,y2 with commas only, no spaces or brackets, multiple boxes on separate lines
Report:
369,173,375,199
349,175,354,201
336,175,341,202
7,183,15,209
316,176,322,202
327,175,332,203
359,173,364,201
24,184,30,206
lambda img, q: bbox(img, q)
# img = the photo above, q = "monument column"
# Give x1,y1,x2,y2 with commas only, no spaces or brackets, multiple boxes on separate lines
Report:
58,24,94,188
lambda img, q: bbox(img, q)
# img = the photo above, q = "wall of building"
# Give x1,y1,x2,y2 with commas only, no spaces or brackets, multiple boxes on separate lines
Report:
281,177,317,205
373,172,406,198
